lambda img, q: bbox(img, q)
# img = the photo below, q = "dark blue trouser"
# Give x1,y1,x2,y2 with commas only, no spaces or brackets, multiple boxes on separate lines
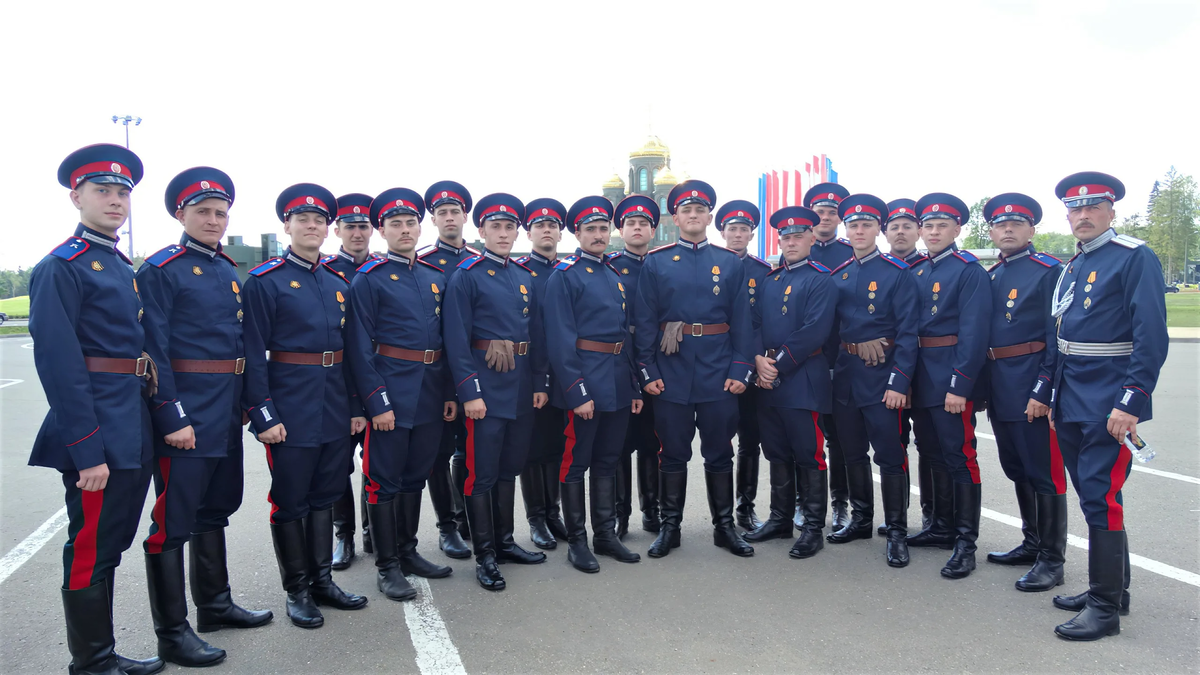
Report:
560,408,632,482
264,438,353,524
908,406,945,470
1055,420,1133,530
758,405,826,470
736,387,761,460
463,413,534,495
621,393,658,460
143,439,246,553
527,405,567,466
992,416,1067,496
653,397,738,474
920,402,982,484
834,400,908,476
362,420,443,501
62,465,152,590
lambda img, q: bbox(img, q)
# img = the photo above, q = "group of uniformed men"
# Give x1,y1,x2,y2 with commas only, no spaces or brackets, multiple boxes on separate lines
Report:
30,142,1169,674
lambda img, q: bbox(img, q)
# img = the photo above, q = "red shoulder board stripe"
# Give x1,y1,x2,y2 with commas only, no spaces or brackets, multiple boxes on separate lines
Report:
247,258,284,276
513,260,533,273
418,259,444,272
1031,252,1061,267
51,237,90,261
357,258,386,274
147,245,186,268
321,262,349,282
830,258,854,275
219,251,238,267
880,253,909,269
649,243,677,254
809,260,832,273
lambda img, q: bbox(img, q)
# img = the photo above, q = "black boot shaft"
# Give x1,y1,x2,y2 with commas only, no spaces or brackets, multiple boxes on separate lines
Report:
939,482,981,579
366,499,417,601
396,492,453,579
493,480,547,564
562,480,600,572
190,529,273,632
1055,528,1124,640
789,468,827,559
827,463,874,543
636,450,661,533
735,453,762,530
744,461,794,542
465,491,506,590
705,470,754,557
62,582,122,675
306,508,370,610
521,464,557,550
269,520,323,628
144,549,226,667
881,473,910,568
648,470,686,558
908,466,956,548
590,475,641,563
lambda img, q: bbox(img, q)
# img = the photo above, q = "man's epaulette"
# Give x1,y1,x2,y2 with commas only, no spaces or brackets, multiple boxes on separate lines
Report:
747,254,771,269
458,255,483,270
1031,251,1062,267
830,258,854,275
880,253,910,269
769,265,786,275
320,254,337,264
513,259,533,273
115,249,133,265
321,262,349,282
607,251,620,260
146,244,187,268
838,238,852,246
417,245,436,257
953,250,979,263
357,258,386,274
515,256,530,265
50,237,89,261
1113,234,1145,249
649,243,677,255
465,246,481,255
809,260,832,273
248,258,284,276
555,255,579,271
418,259,444,273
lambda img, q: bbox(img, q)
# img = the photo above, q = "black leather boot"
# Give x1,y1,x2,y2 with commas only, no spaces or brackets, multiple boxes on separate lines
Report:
542,459,569,540
827,463,874,543
270,519,323,628
735,452,763,531
793,465,805,530
648,470,686,558
1054,535,1131,614
493,480,547,564
987,481,1039,565
637,450,661,533
465,491,505,591
882,473,909,568
1055,528,1124,640
591,475,641,563
615,450,633,539
879,463,911,535
918,458,934,531
396,491,452,579
366,499,417,601
562,480,599,572
431,461,471,559
144,548,226,667
520,463,557,550
828,434,850,532
189,529,273,633
706,470,754,557
744,461,794,542
331,480,356,571
306,508,370,610
63,581,130,675
102,571,165,675
790,468,827,559
940,482,981,579
360,473,373,554
1017,493,1067,592
908,466,955,548
450,457,472,540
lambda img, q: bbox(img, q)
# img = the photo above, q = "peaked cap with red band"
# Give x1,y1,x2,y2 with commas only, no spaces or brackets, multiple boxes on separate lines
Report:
666,179,716,215
472,193,525,227
885,198,918,226
984,192,1042,225
715,200,761,231
275,183,336,222
58,143,143,190
803,182,849,209
565,196,614,234
163,166,234,217
769,206,820,237
915,192,969,225
1055,171,1125,208
523,198,567,231
838,194,887,224
335,193,374,223
370,187,425,228
425,180,473,214
614,195,660,228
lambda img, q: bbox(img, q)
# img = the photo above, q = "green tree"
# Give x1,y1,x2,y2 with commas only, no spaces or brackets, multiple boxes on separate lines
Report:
1144,167,1198,283
1031,232,1078,258
962,197,991,249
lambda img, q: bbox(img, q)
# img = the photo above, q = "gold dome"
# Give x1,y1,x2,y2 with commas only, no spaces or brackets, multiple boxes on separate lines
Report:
602,173,625,189
654,166,677,186
629,135,670,159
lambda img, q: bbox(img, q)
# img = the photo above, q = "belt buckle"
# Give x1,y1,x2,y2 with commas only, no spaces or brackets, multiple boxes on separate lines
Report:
234,357,246,375
690,323,704,337
613,341,623,355
986,347,997,360
135,357,149,378
423,349,436,365
517,342,529,356
321,351,335,367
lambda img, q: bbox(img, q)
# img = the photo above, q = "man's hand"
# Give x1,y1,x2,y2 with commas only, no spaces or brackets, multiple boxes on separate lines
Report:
1026,399,1051,423
574,400,595,420
856,340,887,367
755,354,778,382
465,399,487,420
443,401,458,422
756,376,774,390
944,393,967,414
351,417,368,435
372,411,395,431
76,463,110,492
644,379,664,395
725,379,746,395
533,392,548,409
257,423,287,445
1107,408,1139,443
883,390,907,410
164,425,196,450
631,400,643,414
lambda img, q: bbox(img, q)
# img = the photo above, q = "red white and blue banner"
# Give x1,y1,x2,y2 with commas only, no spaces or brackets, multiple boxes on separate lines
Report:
757,155,837,259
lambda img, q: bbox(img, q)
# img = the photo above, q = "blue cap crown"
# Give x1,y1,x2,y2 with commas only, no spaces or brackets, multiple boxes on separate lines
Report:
769,206,820,236
885,199,918,227
472,193,525,227
1055,172,1125,208
524,198,567,230
275,183,337,223
803,183,849,209
667,180,717,215
566,196,614,234
335,193,374,223
984,193,1042,225
838,194,887,224
715,200,760,231
915,193,969,225
58,143,144,190
164,166,234,216
425,180,473,214
614,195,660,228
371,188,426,228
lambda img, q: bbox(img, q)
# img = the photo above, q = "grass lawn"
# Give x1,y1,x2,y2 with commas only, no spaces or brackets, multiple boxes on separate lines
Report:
0,295,30,318
1166,291,1200,327
0,326,30,335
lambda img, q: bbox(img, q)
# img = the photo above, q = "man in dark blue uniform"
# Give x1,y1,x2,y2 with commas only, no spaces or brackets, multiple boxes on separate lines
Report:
632,180,755,559
138,168,273,667
344,187,456,601
1049,172,1167,641
544,196,644,572
909,192,992,579
980,193,1070,593
324,192,378,570
717,200,772,531
515,198,570,550
803,183,854,531
31,144,164,675
418,180,477,560
243,184,369,628
444,193,550,590
610,195,663,537
742,207,835,560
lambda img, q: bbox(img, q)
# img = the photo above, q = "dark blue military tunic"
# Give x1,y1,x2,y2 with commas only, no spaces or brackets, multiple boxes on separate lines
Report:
321,247,378,281
809,236,854,271
419,240,479,283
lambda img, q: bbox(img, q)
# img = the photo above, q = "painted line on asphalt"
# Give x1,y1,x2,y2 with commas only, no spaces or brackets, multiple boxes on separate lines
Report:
872,473,1200,588
404,576,466,675
975,431,1199,485
0,379,24,389
0,506,68,585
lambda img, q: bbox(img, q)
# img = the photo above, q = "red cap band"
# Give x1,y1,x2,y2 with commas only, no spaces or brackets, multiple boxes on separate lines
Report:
674,189,712,207
1065,184,1115,200
621,204,652,222
721,210,755,225
990,204,1035,220
527,208,562,223
479,203,516,221
431,190,466,207
574,206,611,225
70,160,132,187
778,216,816,228
337,203,369,218
887,206,915,221
921,203,961,220
176,180,229,209
284,195,331,216
847,204,882,218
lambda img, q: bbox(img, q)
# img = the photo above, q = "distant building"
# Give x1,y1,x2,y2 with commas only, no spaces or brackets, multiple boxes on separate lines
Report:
601,136,681,248
224,234,284,282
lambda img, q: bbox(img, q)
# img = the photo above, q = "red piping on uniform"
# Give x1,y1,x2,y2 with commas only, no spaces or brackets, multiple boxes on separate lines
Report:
67,427,99,447
960,401,981,484
1048,427,1067,495
68,489,104,590
898,410,909,470
1124,386,1148,399
362,426,380,504
560,411,578,482
145,458,172,554
1105,443,1133,530
264,445,280,523
811,411,827,470
463,419,477,496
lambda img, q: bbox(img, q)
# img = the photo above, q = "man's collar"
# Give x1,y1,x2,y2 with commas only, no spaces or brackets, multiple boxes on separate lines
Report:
530,250,557,265
1001,244,1034,263
437,239,466,254
577,249,604,263
813,235,839,247
76,224,117,249
619,249,645,262
181,234,218,259
285,247,320,272
929,243,959,265
855,247,881,265
1079,227,1116,254
676,238,709,250
785,257,810,271
483,248,508,266
734,249,748,259
387,251,414,267
338,247,368,265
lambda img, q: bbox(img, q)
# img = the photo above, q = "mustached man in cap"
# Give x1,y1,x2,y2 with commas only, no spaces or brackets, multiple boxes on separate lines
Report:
632,180,756,559
717,200,772,532
742,207,836,561
543,196,644,573
242,184,369,628
30,144,163,675
419,181,477,560
908,192,992,579
610,195,663,537
1048,172,1167,641
980,194,1070,593
324,192,379,570
515,199,570,551
443,193,551,590
136,168,273,667
344,188,457,602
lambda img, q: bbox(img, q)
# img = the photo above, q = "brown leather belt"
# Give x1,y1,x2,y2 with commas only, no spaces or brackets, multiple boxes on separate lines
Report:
987,341,1046,360
577,339,624,354
918,336,958,348
842,338,895,355
269,350,343,367
85,356,149,376
171,358,246,374
471,339,529,356
376,344,442,364
660,322,729,337
767,347,823,358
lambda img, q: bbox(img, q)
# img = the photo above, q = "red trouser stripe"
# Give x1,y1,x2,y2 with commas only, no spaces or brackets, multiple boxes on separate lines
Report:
145,457,172,554
960,401,981,484
463,419,477,496
264,445,280,523
811,411,827,470
362,426,380,504
898,409,909,472
1105,442,1133,531
68,489,104,590
1048,427,1067,495
560,411,578,482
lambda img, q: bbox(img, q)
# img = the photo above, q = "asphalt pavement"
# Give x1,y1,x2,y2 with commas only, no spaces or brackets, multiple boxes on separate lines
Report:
1,337,1197,674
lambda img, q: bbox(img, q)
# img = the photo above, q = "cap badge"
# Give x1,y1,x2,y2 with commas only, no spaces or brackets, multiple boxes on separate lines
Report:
691,190,698,197
1005,205,1013,213
855,205,862,213
354,206,362,213
593,207,600,213
305,196,315,205
899,208,907,213
200,181,210,189
932,204,940,212
111,163,121,173
827,193,835,199
637,206,644,212
788,218,795,225
1079,186,1089,195
542,208,549,215
499,205,507,212
737,211,744,217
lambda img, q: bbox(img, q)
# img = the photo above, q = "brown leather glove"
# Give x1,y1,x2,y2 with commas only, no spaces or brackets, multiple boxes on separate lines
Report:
485,340,516,373
660,321,685,355
141,352,159,398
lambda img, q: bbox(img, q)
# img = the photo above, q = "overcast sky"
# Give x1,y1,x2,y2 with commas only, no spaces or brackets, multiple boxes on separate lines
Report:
3,0,1196,269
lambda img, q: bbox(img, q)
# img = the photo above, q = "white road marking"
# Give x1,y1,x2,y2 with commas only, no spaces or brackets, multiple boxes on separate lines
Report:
0,507,67,585
975,431,1199,485
403,576,466,675
20,341,34,349
0,379,24,389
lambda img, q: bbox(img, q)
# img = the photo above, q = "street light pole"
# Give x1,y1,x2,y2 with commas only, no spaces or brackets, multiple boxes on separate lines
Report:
112,115,142,260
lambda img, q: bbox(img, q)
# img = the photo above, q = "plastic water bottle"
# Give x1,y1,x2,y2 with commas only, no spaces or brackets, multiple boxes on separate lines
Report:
1125,432,1155,463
